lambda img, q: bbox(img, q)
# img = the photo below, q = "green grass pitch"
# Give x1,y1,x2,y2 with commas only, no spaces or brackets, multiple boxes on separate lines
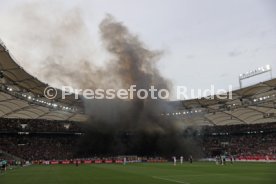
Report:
1,162,276,184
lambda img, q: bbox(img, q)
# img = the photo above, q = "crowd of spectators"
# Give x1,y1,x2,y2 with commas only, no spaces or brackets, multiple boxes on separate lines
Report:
202,122,276,158
202,122,276,135
0,118,83,133
1,118,276,161
0,118,83,161
0,135,78,160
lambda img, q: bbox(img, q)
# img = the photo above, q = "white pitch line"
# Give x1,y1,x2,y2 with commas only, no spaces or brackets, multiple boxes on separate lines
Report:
152,176,190,184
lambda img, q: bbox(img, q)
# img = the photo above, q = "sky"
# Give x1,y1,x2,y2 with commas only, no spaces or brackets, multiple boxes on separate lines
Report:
0,0,275,99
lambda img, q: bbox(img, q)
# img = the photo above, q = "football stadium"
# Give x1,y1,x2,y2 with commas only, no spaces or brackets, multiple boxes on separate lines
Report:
1,1,276,184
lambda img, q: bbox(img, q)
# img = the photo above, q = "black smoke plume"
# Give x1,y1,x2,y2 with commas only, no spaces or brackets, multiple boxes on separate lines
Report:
77,16,202,158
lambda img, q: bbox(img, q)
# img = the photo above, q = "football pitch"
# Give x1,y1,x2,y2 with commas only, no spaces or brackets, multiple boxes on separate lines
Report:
1,162,275,184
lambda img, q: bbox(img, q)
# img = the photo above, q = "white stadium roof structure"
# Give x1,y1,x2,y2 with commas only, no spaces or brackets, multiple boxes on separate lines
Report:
169,78,276,126
0,40,87,122
1,39,276,125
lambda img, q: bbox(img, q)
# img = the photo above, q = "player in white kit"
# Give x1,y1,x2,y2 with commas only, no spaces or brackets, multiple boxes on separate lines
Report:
180,156,183,164
173,156,176,166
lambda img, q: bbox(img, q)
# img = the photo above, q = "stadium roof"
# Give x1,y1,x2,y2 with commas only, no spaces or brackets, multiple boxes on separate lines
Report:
0,90,87,121
171,78,276,126
0,40,82,106
0,40,87,122
1,39,275,125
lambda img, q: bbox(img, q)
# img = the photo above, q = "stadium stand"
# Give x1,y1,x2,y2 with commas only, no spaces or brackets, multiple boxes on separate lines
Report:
202,122,276,159
0,39,276,162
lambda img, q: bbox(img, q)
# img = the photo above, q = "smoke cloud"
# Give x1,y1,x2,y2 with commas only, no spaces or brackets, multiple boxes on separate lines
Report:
0,2,202,158
77,16,202,157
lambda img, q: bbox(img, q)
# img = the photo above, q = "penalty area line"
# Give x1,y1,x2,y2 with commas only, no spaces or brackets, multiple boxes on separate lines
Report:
152,176,190,184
